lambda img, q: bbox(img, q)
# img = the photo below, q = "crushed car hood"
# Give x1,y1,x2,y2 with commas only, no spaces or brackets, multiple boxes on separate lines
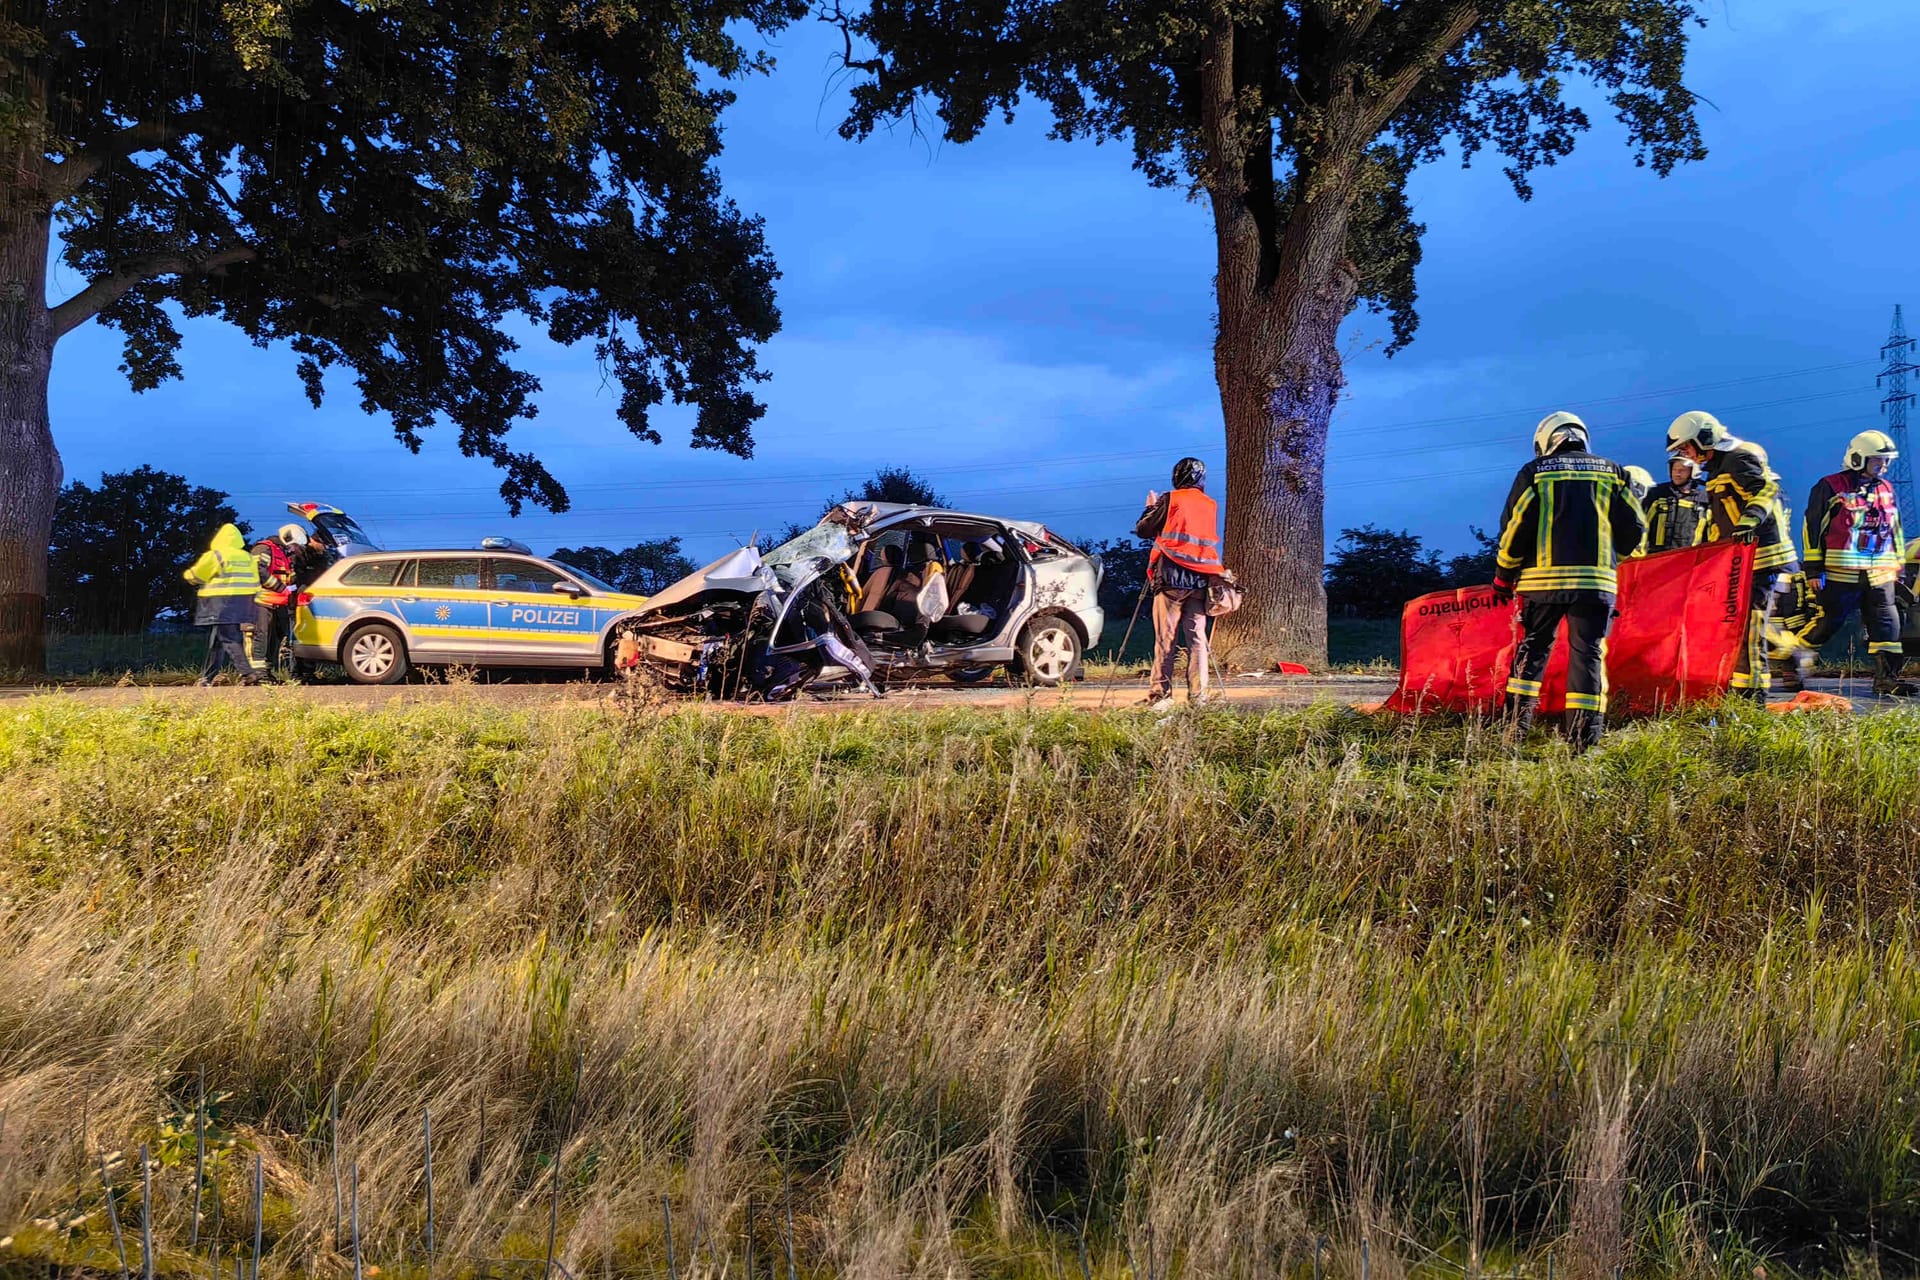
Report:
633,546,776,616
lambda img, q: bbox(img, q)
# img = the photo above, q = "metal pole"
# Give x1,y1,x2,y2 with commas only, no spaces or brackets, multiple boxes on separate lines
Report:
350,1162,362,1280
662,1196,677,1280
190,1067,206,1250
250,1153,263,1280
139,1145,154,1280
97,1151,129,1280
423,1106,435,1262
330,1083,342,1243
783,1182,796,1280
1097,578,1153,709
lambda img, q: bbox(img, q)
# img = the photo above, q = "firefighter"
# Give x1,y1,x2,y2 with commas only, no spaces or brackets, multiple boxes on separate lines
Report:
1642,455,1708,553
1622,466,1655,556
246,526,299,676
1791,430,1914,695
1493,412,1646,751
1135,456,1223,710
1666,411,1793,702
183,523,263,686
1764,479,1818,691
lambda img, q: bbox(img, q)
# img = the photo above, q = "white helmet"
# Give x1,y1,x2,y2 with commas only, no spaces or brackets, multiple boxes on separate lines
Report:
1667,410,1733,456
1622,465,1654,501
1533,411,1589,457
277,523,309,548
1846,429,1899,472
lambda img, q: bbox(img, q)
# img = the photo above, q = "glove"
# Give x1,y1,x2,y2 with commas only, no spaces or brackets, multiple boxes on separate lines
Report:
1490,578,1515,604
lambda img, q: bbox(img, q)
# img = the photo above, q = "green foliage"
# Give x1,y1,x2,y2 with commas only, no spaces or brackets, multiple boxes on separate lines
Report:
551,537,699,595
14,0,804,509
45,466,243,633
830,0,1708,349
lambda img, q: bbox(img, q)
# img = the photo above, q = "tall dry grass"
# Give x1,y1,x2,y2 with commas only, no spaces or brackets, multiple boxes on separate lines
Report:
0,695,1916,1277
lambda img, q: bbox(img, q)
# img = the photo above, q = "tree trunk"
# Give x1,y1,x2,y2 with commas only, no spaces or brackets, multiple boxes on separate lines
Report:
0,207,62,673
1207,203,1358,672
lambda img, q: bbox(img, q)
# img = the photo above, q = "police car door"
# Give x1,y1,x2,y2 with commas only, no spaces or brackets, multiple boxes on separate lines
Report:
402,556,490,661
486,556,597,661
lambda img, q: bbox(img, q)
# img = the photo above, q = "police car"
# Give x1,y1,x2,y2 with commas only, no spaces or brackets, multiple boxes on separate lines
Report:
291,538,651,684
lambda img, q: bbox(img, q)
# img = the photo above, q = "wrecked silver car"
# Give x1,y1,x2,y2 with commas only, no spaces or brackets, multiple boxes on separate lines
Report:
619,501,1105,699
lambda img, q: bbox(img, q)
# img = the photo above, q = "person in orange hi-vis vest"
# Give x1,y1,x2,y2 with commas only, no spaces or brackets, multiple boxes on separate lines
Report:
1134,456,1224,709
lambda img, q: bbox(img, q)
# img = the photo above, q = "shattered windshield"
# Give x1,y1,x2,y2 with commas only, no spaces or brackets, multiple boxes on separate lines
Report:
763,520,855,589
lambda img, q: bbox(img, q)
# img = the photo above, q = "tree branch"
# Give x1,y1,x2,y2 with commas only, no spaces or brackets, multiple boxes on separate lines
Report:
42,113,218,202
50,245,255,339
1360,1,1481,135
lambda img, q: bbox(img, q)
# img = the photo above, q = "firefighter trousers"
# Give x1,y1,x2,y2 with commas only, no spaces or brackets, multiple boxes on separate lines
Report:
1796,579,1903,666
1505,598,1612,714
1731,568,1773,692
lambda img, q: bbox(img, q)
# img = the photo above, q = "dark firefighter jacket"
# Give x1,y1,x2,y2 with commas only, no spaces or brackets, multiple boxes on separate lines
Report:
1701,442,1795,571
1642,478,1708,553
1494,446,1646,599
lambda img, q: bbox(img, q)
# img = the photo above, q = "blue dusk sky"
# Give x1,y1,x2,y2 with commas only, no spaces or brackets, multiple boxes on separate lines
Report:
44,0,1920,567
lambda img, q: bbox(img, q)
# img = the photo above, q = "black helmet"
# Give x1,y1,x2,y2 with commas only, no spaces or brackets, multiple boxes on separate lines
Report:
1172,457,1206,490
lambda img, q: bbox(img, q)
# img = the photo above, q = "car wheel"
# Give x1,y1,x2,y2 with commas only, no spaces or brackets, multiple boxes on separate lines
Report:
342,623,409,685
948,665,996,685
1015,616,1081,687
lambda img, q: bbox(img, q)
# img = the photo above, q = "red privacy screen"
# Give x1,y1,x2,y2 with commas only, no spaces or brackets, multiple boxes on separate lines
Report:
1383,540,1753,715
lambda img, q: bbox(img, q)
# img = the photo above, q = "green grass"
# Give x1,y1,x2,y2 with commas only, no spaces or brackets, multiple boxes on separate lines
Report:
0,697,1916,1277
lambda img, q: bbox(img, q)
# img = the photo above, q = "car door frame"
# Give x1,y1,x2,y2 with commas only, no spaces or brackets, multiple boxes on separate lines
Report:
484,555,600,663
396,554,494,664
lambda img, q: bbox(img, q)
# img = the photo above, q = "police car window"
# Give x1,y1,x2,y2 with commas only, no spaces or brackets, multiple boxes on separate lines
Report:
337,559,405,588
416,557,482,590
490,558,569,594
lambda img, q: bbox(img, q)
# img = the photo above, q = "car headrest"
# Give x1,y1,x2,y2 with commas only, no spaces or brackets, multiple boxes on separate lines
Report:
906,533,939,564
961,541,984,564
881,545,904,569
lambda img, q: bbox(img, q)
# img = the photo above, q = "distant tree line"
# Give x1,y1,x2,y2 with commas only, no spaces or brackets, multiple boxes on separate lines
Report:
1324,525,1499,618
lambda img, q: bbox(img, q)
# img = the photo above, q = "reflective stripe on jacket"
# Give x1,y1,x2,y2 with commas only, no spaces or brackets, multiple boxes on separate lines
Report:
1494,448,1645,596
251,539,293,606
1702,442,1795,570
1804,469,1904,583
185,524,261,625
1151,488,1223,575
1642,481,1707,553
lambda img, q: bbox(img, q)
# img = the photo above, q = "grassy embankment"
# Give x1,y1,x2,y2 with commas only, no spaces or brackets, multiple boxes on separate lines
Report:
1,697,1919,1278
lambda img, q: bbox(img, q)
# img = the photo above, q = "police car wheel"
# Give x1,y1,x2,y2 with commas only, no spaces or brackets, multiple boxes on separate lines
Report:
343,623,409,685
1015,616,1081,687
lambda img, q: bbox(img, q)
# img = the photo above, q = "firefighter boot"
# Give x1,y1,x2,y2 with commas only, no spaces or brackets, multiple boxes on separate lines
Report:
1873,652,1918,698
1774,645,1813,693
1564,709,1605,754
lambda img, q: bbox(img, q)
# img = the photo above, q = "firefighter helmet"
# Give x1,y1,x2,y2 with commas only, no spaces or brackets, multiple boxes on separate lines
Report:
1622,465,1654,501
1845,429,1899,472
1533,411,1589,457
1667,410,1733,456
1172,457,1206,490
277,524,308,547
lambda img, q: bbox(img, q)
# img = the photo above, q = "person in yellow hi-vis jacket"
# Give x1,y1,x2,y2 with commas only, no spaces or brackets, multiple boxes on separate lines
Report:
183,523,263,686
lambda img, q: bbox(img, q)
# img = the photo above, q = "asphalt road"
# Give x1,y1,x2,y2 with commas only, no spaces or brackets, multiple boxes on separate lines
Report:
0,672,1903,714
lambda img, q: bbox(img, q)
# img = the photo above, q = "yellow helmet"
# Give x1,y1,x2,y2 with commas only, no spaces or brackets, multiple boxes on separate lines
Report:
1533,411,1589,457
1622,465,1654,500
1667,410,1732,456
1845,429,1899,472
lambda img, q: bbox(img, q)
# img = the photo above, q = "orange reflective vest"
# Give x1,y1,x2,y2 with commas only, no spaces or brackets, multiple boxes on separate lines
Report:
1151,488,1223,574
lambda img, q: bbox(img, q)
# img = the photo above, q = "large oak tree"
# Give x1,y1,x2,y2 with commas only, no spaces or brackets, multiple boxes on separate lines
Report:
0,0,799,670
828,0,1706,665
